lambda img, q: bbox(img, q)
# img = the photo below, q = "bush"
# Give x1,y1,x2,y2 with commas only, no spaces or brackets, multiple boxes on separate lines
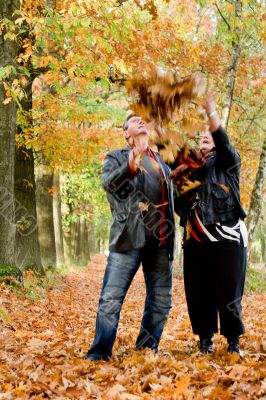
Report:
0,266,23,284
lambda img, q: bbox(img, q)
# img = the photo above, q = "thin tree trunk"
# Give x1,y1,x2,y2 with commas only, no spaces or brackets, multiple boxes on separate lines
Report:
60,174,74,266
221,0,242,129
35,159,56,267
260,227,266,265
174,223,183,275
0,0,19,266
79,216,90,266
53,173,65,266
246,135,266,258
14,80,43,273
88,221,97,256
62,223,73,266
71,218,80,265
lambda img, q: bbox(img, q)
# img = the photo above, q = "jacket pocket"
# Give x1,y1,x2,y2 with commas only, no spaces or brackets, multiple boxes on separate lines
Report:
211,187,234,213
109,214,128,246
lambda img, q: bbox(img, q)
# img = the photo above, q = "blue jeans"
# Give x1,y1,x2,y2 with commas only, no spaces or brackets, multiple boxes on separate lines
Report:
87,240,172,359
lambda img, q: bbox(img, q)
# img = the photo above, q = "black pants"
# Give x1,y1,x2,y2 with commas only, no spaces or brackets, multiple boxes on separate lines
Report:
183,242,246,338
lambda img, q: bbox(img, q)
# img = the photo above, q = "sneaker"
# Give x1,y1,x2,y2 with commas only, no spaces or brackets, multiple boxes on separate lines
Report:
199,336,214,354
227,337,240,354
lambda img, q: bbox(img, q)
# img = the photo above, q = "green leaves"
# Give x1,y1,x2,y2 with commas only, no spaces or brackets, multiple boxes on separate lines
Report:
61,165,110,230
0,308,10,324
3,31,17,41
0,66,17,81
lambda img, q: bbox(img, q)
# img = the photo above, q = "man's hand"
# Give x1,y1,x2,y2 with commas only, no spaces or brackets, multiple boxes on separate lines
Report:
128,134,149,173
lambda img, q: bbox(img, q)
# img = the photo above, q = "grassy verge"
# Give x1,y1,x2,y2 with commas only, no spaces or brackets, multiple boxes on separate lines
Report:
245,267,266,292
0,263,89,302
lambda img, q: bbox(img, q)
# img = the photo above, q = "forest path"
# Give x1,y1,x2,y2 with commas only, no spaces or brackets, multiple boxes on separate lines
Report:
0,255,265,399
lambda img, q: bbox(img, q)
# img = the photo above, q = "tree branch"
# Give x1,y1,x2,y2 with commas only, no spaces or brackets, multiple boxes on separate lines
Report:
242,103,266,136
114,0,129,7
195,7,208,35
214,2,231,31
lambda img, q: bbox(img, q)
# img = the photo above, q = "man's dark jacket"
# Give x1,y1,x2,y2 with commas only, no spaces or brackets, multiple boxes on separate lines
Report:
175,126,247,227
102,146,176,260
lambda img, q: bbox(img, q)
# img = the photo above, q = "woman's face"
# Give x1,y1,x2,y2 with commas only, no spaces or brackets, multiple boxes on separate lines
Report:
199,129,215,155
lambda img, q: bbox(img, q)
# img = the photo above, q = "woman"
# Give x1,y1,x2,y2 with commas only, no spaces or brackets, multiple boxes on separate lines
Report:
174,92,248,354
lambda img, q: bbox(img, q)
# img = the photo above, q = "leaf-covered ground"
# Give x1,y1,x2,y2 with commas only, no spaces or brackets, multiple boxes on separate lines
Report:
0,255,265,399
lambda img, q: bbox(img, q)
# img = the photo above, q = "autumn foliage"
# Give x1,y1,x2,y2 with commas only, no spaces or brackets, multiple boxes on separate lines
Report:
0,0,265,206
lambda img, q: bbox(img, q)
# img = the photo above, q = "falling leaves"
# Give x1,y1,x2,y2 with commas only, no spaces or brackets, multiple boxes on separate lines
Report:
125,67,208,173
126,67,206,126
169,145,206,194
219,183,230,193
139,201,169,213
179,179,202,194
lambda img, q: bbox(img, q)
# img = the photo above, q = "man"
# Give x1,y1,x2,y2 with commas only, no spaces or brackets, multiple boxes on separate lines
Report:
87,115,176,361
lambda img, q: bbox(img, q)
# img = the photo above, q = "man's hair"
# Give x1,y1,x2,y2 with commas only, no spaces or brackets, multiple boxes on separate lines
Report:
122,114,137,131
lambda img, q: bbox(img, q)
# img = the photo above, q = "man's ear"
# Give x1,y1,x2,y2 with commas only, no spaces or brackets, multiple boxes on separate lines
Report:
124,130,129,140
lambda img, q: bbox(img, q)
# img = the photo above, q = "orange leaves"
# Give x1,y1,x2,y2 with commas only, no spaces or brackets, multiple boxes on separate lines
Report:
179,179,202,194
159,146,178,164
174,374,190,398
27,337,49,352
126,68,207,126
219,183,230,193
126,67,207,167
0,256,266,399
2,97,12,105
48,186,58,196
181,106,207,139
133,0,158,20
169,145,206,193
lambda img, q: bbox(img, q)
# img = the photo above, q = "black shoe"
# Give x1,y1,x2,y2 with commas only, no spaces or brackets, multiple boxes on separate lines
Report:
199,337,213,354
86,353,108,361
227,337,240,354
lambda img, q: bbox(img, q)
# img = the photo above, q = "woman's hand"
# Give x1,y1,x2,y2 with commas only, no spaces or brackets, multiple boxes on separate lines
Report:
202,92,221,133
203,92,216,117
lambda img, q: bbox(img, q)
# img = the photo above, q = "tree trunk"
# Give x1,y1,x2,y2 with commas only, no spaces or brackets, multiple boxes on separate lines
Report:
14,79,43,273
174,222,183,276
14,146,43,272
221,0,242,129
0,0,19,266
60,175,74,267
88,221,97,256
79,216,90,266
35,160,56,267
260,228,266,265
246,135,266,261
71,218,80,265
62,223,73,266
53,173,65,266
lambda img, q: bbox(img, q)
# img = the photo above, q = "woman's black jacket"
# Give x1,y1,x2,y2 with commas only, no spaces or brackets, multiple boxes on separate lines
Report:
175,126,247,227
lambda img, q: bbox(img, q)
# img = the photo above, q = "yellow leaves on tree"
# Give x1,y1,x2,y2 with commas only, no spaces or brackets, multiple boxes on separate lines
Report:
133,0,158,20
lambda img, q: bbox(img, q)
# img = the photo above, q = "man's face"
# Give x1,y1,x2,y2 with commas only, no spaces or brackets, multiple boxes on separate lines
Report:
199,129,215,155
124,116,150,143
